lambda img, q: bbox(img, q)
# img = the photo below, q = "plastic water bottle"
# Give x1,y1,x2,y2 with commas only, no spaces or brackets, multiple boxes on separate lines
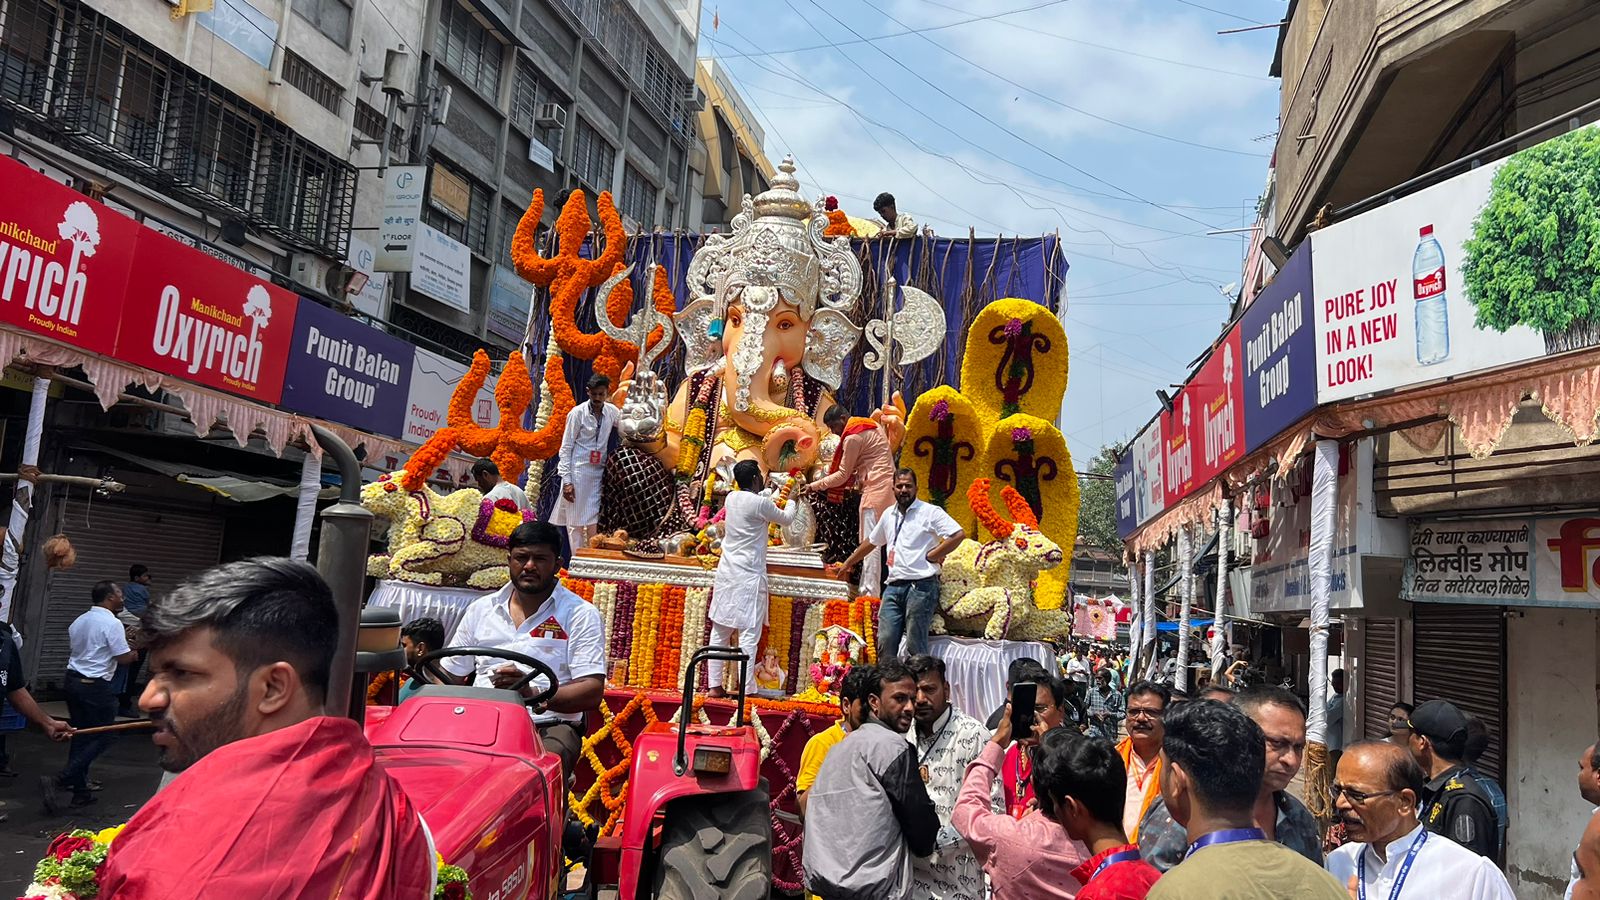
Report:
1414,224,1449,365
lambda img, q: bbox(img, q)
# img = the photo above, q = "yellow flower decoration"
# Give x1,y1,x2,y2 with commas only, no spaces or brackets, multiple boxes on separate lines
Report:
94,824,126,845
903,385,982,535
958,298,1068,429
976,413,1079,612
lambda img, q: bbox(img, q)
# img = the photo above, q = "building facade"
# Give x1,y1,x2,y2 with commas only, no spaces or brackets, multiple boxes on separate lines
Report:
692,57,773,230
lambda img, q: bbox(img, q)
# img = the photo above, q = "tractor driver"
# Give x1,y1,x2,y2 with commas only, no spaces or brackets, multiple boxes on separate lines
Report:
441,520,605,787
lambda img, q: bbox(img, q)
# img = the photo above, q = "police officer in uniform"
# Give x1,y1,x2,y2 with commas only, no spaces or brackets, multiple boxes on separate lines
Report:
1407,699,1501,862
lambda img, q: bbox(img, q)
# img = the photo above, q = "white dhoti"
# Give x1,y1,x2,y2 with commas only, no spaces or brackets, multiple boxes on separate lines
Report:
551,402,619,552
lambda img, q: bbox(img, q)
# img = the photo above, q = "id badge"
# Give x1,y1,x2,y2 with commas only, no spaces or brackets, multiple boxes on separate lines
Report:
887,550,896,568
589,450,602,465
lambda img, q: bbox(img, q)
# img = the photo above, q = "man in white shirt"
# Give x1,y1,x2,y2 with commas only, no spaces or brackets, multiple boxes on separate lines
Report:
551,374,620,552
832,469,965,660
46,580,135,811
472,457,530,512
1326,668,1346,767
1566,741,1600,899
708,460,797,696
442,521,605,786
1326,740,1515,899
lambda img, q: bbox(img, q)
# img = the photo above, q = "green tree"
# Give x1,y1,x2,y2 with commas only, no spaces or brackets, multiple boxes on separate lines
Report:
1077,443,1125,555
1463,126,1600,350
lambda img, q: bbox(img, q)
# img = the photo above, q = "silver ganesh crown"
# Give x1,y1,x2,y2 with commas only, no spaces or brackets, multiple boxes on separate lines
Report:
677,156,862,406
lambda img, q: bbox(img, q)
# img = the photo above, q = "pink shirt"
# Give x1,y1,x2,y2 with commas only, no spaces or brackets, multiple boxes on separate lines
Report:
810,426,896,514
953,742,1090,899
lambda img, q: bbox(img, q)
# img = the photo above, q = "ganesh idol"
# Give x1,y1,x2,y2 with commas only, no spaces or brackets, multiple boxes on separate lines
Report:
610,158,904,537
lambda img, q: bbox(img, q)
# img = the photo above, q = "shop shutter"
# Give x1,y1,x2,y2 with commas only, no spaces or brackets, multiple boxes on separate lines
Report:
1361,617,1402,739
36,499,224,690
1412,603,1505,782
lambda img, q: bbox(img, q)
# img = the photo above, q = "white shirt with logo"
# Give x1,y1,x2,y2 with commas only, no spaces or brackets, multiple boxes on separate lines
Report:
441,583,605,724
867,499,963,583
67,605,130,681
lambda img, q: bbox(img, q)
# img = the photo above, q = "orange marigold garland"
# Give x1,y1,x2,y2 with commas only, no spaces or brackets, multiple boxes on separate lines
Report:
823,208,853,238
510,187,636,383
399,350,575,490
652,586,687,690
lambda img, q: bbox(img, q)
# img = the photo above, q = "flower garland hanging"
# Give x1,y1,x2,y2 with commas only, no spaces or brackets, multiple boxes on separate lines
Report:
590,581,618,669
653,586,687,690
524,331,563,492
680,587,711,689
628,584,662,687
611,582,639,678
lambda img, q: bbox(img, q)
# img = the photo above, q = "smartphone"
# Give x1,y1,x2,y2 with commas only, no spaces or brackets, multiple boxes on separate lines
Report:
1010,681,1036,737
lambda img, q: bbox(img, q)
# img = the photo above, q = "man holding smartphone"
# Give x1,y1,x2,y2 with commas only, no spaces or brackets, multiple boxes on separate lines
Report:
1000,676,1070,817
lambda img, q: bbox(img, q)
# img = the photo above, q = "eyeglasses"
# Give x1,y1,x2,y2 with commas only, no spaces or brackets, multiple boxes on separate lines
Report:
1126,708,1165,720
1329,783,1401,805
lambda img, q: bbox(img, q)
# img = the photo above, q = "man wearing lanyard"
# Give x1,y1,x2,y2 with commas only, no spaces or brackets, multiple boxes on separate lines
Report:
551,374,619,552
1326,741,1515,899
904,654,992,900
1146,700,1345,899
830,468,965,660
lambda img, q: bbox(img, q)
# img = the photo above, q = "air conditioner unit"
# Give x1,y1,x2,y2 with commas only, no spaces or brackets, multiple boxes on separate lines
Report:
536,103,567,129
688,86,706,112
290,252,365,298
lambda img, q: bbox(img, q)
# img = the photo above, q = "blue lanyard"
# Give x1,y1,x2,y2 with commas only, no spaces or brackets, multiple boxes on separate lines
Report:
1186,827,1266,857
1358,830,1427,900
1091,848,1143,881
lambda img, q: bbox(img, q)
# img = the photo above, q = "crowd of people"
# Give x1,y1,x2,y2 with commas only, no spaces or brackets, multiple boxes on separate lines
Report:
795,655,1526,899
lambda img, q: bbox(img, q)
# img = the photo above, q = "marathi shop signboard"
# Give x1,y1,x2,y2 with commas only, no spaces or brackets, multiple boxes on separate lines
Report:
0,160,138,354
1242,245,1316,452
280,300,414,436
1303,124,1600,403
119,229,299,404
1405,516,1600,608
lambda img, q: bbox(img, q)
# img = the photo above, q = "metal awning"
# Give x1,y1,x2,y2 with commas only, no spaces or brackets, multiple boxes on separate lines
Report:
76,442,338,503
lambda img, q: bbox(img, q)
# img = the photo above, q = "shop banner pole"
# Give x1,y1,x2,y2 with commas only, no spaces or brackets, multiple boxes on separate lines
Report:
1140,548,1157,680
0,377,49,622
1210,500,1232,678
1126,554,1143,676
1175,526,1194,692
290,450,321,562
1305,440,1338,819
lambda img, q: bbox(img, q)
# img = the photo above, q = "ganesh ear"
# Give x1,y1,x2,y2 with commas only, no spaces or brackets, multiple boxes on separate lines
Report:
1000,486,1039,530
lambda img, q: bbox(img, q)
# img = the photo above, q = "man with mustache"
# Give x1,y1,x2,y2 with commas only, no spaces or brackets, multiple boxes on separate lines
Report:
1325,740,1515,898
1137,686,1321,870
1119,680,1170,842
96,558,434,898
804,661,939,900
905,654,991,900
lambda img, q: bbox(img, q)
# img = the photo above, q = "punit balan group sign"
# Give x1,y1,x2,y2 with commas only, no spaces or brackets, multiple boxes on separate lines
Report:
280,300,415,436
118,229,300,404
1241,246,1316,453
0,158,137,353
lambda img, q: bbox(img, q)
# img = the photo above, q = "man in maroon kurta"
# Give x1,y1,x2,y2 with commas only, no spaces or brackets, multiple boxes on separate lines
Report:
98,558,433,899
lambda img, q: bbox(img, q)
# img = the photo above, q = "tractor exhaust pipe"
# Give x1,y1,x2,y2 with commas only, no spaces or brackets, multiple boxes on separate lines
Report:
307,424,374,722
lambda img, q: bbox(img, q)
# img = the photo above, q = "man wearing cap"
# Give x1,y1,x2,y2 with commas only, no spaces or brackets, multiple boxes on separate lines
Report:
1406,699,1500,861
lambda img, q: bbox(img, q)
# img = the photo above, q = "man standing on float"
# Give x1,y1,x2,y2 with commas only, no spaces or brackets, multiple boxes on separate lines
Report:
551,374,618,551
708,460,797,697
804,404,896,596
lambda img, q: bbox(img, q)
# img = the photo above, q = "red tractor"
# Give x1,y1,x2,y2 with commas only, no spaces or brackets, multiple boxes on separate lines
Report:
362,645,773,900
311,424,776,899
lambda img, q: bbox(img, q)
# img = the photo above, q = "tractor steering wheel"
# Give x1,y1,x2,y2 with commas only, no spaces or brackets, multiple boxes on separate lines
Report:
413,647,561,709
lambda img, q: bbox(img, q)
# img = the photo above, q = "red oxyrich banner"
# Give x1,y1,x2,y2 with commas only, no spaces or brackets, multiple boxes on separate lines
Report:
1184,326,1245,494
118,229,299,404
0,158,139,354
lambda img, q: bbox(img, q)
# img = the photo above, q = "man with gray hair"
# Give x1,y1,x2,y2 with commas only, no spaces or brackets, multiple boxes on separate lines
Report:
95,558,434,898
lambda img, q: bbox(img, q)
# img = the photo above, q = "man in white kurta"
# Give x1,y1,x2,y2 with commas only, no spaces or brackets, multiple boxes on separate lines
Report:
1325,740,1515,900
708,460,797,695
551,374,619,552
907,654,994,900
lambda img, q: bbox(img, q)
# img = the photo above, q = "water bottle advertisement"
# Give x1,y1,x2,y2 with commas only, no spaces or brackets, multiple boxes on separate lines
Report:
1305,126,1593,403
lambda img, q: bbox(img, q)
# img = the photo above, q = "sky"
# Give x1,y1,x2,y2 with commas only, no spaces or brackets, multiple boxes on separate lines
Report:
696,0,1287,465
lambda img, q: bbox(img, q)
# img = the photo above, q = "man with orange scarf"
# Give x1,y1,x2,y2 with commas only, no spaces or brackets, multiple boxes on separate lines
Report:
99,558,434,899
1118,680,1171,843
803,403,896,597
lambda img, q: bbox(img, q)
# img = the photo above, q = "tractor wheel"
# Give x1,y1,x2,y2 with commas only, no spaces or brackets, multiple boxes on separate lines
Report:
651,786,772,900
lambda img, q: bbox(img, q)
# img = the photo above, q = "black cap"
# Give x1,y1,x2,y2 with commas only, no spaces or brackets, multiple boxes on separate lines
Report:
1409,700,1469,747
